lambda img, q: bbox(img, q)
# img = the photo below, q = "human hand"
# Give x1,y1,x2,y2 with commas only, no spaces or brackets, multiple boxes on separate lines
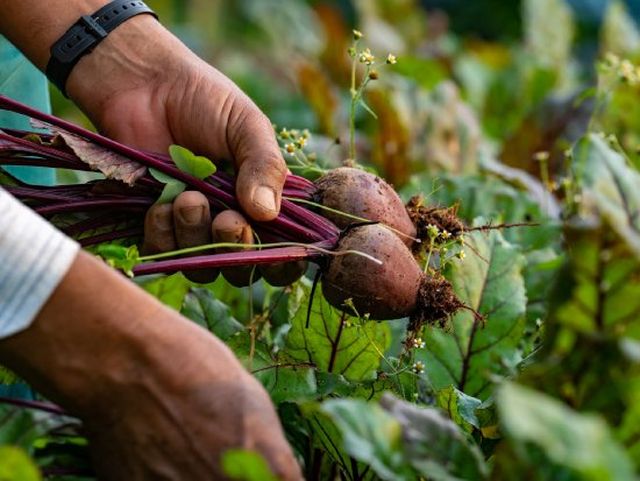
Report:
0,252,302,480
66,15,287,273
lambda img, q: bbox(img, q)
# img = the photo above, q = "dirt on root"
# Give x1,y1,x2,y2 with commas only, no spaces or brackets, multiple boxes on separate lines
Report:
406,195,465,253
412,275,464,328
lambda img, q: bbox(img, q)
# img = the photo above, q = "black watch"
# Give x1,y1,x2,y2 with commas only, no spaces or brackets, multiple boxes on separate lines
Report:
45,0,158,97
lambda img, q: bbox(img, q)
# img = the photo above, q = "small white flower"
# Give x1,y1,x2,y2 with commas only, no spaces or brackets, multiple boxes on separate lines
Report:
412,361,425,374
359,48,375,65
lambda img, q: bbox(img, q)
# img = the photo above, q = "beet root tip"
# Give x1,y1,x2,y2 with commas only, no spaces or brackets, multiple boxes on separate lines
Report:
412,275,464,328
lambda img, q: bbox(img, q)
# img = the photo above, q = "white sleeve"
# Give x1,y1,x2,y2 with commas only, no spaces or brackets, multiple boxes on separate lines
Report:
0,187,79,338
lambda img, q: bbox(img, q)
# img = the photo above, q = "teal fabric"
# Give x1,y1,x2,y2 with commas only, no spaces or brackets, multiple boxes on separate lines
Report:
0,36,49,399
0,35,55,186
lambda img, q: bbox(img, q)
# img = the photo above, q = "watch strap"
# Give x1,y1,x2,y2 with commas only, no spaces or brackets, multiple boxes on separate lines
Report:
46,0,157,97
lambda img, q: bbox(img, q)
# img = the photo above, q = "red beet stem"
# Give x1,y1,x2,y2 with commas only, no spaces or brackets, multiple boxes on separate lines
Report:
0,95,338,243
133,241,334,276
79,227,144,247
35,198,153,216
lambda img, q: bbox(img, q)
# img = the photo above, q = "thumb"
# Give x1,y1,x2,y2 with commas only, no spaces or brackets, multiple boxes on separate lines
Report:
226,97,287,222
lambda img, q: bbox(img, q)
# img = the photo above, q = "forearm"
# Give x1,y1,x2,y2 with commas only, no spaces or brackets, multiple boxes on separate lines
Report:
0,249,246,419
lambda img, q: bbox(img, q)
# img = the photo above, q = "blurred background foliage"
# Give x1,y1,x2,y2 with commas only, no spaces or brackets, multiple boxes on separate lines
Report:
52,0,640,186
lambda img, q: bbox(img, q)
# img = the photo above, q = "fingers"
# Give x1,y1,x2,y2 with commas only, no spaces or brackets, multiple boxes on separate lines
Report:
173,191,212,247
143,192,218,284
173,191,219,284
212,210,261,287
226,98,288,222
142,204,177,254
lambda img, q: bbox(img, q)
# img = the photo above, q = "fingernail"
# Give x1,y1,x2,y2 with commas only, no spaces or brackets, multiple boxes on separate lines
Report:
253,186,277,214
179,205,205,225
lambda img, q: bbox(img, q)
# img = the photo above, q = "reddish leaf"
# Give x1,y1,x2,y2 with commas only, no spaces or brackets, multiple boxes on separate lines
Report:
30,119,146,185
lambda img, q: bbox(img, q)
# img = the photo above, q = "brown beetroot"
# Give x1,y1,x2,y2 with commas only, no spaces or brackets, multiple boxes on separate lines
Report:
212,210,262,287
322,224,421,320
322,224,462,322
314,167,416,246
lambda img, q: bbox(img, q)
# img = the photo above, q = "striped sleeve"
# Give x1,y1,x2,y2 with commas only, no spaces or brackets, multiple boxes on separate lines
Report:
0,187,79,338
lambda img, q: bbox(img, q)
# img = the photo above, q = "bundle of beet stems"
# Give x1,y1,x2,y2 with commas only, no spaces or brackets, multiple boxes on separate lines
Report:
0,95,464,323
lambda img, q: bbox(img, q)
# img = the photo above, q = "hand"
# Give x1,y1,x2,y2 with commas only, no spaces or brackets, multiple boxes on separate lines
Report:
0,252,302,480
66,15,287,269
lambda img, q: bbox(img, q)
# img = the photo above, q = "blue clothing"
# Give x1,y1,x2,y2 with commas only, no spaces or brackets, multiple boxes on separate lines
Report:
0,36,55,186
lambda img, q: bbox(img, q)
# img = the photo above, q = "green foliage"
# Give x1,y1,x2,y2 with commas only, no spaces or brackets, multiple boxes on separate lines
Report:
95,244,140,277
284,279,390,382
141,273,191,311
319,395,488,481
221,449,280,481
494,383,636,481
149,167,186,204
181,287,245,340
572,133,640,256
168,145,217,180
0,446,42,481
416,227,527,399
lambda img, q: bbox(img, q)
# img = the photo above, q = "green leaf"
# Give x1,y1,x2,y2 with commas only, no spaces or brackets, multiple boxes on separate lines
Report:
553,220,640,338
416,227,526,399
283,279,390,382
150,168,186,204
0,446,41,481
320,395,489,481
523,0,574,71
181,287,244,340
141,273,191,311
221,449,279,481
320,398,411,481
169,145,217,179
223,329,318,404
0,366,19,385
380,394,489,481
435,386,482,433
572,133,640,257
95,244,140,277
495,383,636,481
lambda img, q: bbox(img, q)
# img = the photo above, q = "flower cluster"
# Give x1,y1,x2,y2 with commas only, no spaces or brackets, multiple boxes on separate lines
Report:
348,30,397,75
601,52,640,86
277,128,311,157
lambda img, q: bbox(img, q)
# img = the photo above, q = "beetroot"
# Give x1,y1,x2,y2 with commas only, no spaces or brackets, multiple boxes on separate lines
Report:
322,224,461,322
322,224,420,319
314,167,416,246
